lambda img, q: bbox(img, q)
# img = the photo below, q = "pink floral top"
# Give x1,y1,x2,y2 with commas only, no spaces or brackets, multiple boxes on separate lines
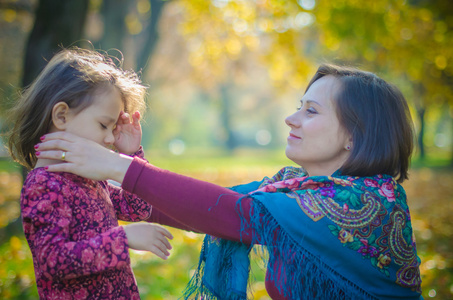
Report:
21,149,152,300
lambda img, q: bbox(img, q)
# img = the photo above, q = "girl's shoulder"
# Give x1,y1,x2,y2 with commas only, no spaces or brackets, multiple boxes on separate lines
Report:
23,168,93,195
26,167,69,184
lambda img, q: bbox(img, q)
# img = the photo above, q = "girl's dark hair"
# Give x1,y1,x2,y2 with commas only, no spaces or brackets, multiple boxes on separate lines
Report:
7,48,146,169
306,64,414,183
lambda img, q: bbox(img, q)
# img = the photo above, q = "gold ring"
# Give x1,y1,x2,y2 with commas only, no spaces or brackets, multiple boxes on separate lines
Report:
61,151,66,161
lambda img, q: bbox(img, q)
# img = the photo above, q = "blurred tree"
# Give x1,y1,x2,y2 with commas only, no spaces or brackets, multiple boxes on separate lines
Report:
176,0,453,160
94,0,169,74
22,0,89,86
312,0,453,161
135,0,168,73
96,0,130,58
0,0,90,247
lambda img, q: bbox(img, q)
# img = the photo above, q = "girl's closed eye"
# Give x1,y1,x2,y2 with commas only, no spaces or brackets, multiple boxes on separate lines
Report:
100,123,107,129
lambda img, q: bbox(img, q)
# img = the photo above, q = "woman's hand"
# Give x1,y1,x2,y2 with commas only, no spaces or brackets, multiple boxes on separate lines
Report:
113,111,142,155
122,223,173,260
35,132,133,183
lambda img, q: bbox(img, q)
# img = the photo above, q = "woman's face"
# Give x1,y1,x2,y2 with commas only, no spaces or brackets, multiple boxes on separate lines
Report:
285,75,351,176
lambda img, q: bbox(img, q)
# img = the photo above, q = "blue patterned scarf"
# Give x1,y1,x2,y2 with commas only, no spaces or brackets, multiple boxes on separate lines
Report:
183,167,422,299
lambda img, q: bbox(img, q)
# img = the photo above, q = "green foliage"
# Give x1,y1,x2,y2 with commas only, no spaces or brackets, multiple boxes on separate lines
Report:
1,153,452,299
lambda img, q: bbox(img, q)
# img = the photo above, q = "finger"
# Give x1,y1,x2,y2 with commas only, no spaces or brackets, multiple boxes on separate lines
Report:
158,227,174,240
153,239,171,253
133,111,141,121
132,117,140,129
113,124,122,134
44,162,75,173
35,139,72,152
121,112,131,123
36,150,69,161
162,237,172,250
154,233,173,250
115,112,130,125
40,131,80,142
150,245,170,260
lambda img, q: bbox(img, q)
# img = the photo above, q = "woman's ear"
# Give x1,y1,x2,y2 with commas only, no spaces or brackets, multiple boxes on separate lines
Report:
345,136,353,151
51,102,70,130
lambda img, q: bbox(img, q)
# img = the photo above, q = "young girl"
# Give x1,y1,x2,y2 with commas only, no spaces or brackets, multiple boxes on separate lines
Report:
7,48,173,299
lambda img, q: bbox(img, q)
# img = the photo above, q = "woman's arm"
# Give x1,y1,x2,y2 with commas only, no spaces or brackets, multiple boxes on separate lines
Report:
106,146,154,222
35,132,256,242
123,157,255,242
146,209,200,233
36,132,133,182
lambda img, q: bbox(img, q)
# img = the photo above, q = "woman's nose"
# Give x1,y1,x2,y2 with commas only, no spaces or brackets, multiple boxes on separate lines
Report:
285,112,299,127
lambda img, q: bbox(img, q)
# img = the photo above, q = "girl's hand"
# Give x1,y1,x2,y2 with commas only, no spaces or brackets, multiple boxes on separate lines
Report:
113,111,142,155
123,223,173,260
35,132,132,183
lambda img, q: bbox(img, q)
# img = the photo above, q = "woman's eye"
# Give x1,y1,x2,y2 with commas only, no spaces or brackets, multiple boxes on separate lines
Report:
307,108,317,114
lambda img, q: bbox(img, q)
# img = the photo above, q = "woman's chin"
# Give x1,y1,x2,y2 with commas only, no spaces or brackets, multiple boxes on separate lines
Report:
285,148,300,166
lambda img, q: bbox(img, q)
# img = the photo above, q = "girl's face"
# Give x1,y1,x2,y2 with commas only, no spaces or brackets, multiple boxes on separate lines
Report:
285,75,351,176
64,87,123,148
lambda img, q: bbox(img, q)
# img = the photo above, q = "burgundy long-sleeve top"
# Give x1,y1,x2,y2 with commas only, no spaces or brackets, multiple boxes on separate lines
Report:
20,150,162,300
127,157,286,299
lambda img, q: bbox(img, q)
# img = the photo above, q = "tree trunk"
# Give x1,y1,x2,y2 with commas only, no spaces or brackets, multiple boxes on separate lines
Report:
97,0,131,57
220,83,237,151
451,112,453,166
135,0,167,74
417,107,426,160
22,0,89,87
9,0,90,246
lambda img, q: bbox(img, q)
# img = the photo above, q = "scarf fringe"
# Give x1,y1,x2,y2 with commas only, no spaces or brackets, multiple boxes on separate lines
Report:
183,235,250,300
247,197,377,300
183,194,377,300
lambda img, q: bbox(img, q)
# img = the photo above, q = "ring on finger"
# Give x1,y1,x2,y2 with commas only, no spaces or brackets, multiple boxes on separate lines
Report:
61,151,66,161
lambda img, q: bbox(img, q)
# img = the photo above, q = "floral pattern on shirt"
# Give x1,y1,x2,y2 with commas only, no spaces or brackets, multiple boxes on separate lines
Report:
21,148,152,299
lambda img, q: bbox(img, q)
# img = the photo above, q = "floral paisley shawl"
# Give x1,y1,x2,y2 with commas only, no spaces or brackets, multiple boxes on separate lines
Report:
184,167,422,300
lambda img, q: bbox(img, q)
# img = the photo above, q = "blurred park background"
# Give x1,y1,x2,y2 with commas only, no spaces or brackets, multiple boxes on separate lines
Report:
0,0,452,299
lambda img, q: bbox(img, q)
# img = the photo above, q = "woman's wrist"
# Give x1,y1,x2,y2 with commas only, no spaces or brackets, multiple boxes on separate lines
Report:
111,153,133,183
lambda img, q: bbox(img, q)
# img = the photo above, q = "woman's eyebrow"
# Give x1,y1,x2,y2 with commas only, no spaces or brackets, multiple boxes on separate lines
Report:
300,99,322,106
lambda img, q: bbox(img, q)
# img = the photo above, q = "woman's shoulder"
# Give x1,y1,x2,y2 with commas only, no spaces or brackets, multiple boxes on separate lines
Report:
266,166,306,182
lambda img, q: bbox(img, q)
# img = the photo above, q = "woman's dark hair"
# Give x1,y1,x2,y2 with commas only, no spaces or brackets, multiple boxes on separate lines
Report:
306,64,414,183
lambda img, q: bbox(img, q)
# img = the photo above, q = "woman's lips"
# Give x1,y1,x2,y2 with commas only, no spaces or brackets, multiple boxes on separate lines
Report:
288,133,301,140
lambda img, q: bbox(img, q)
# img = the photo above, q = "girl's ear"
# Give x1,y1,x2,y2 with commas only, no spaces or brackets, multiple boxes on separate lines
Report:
52,102,70,130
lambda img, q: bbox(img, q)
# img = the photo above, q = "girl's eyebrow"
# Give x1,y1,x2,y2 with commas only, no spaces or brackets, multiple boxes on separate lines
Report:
101,116,117,124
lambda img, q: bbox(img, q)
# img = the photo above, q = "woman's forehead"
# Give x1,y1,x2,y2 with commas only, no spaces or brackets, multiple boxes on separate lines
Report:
303,75,341,105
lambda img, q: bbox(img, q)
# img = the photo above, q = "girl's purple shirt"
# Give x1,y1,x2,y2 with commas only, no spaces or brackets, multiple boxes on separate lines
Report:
21,148,150,300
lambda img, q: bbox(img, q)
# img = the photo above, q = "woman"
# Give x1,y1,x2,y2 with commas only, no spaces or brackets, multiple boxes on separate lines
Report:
35,64,422,299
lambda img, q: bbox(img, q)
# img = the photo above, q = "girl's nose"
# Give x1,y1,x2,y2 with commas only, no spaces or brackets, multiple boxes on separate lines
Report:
105,131,115,145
